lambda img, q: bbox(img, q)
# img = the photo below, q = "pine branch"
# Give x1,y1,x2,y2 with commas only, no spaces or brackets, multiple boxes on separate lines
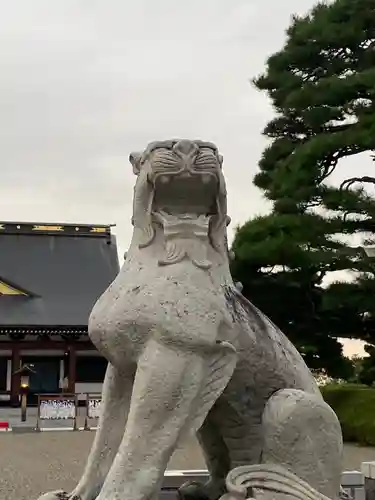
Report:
340,176,375,191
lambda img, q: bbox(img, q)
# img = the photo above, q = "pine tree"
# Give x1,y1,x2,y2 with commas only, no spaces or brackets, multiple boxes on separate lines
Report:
231,0,375,377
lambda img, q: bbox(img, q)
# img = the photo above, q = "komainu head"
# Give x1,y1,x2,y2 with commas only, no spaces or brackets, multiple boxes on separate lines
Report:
129,139,228,254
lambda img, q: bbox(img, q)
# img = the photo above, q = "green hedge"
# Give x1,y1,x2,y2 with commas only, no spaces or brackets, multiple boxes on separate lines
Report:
321,384,375,446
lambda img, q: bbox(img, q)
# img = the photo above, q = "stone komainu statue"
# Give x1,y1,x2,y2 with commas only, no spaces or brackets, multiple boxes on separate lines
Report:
38,140,344,500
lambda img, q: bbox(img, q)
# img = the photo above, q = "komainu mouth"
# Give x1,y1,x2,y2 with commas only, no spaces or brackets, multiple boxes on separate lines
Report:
129,139,229,266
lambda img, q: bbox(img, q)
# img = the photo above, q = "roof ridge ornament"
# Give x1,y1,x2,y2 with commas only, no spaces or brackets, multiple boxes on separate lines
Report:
0,221,114,237
0,278,31,296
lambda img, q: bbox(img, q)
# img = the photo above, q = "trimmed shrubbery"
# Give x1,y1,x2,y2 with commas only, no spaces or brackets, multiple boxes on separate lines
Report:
321,384,375,446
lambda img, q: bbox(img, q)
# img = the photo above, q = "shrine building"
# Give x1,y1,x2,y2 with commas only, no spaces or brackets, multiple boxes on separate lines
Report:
0,221,119,406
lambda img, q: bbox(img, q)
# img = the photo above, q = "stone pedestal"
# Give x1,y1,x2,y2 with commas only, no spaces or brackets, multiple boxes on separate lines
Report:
341,470,365,500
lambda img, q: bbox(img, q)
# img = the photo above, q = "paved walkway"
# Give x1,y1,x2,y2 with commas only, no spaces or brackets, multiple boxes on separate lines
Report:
0,407,374,500
0,431,373,500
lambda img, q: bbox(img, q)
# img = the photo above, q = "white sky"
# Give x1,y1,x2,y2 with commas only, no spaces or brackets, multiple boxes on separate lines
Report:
0,0,372,356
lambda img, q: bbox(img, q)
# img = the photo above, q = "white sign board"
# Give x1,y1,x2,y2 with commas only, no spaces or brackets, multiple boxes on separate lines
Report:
88,398,101,419
40,399,76,420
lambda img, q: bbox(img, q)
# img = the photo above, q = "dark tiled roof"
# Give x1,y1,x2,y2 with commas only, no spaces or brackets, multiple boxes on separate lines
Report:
0,222,120,327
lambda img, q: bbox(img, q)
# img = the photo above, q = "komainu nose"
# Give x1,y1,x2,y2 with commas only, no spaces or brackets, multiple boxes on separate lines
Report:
173,140,198,157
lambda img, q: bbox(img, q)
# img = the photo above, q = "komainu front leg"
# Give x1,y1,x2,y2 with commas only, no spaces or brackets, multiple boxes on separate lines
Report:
178,413,230,500
36,363,135,500
70,363,135,500
96,338,237,500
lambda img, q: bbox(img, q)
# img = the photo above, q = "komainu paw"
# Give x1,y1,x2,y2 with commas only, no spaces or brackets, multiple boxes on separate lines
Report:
37,492,68,500
178,481,210,500
37,491,81,500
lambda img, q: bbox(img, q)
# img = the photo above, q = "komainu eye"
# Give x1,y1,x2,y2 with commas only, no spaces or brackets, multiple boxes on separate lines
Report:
194,149,217,169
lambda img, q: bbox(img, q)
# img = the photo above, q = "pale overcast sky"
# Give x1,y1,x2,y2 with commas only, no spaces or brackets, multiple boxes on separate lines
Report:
0,0,371,356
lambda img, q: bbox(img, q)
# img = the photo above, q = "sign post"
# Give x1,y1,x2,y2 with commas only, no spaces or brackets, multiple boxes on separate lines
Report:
84,393,102,430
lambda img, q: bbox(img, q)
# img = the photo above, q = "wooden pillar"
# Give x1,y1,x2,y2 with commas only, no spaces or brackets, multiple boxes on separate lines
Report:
68,345,76,394
10,346,21,407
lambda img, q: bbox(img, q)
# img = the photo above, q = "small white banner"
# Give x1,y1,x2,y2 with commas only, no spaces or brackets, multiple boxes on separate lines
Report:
88,398,101,419
40,399,76,420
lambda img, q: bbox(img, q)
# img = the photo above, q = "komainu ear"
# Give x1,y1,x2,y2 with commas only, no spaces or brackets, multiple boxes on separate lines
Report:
129,152,142,175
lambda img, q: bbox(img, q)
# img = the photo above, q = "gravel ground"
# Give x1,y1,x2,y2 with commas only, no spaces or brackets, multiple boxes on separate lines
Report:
0,432,373,500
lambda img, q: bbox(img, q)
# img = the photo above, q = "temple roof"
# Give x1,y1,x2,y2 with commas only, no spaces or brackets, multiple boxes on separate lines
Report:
0,221,119,327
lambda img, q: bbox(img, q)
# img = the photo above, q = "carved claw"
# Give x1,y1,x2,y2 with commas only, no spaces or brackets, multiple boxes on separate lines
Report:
37,492,81,500
37,492,68,500
178,481,211,500
339,489,352,500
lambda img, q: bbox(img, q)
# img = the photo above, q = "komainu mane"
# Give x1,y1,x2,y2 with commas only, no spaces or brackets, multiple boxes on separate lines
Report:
37,140,344,500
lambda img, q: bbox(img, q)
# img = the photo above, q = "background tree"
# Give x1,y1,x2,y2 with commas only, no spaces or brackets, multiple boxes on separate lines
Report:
357,345,375,385
231,0,375,377
231,211,356,378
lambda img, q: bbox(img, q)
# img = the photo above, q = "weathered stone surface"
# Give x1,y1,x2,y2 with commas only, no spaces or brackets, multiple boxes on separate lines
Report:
36,140,343,500
220,463,351,500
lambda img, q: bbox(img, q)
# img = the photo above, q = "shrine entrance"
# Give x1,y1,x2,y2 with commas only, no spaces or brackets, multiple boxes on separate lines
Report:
22,356,60,405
